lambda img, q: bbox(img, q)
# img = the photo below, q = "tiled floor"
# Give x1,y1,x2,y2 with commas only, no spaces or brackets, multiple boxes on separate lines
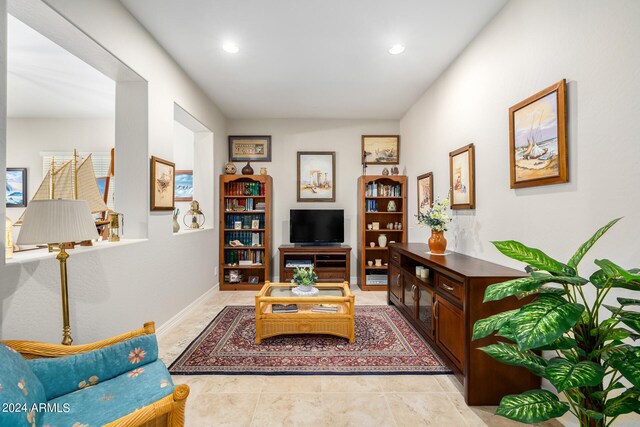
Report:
159,286,562,427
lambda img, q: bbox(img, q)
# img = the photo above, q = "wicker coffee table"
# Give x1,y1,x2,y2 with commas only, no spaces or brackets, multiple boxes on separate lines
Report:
254,281,355,344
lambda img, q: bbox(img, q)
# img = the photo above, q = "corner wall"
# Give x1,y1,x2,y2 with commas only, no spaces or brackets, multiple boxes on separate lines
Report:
0,0,227,342
401,0,640,273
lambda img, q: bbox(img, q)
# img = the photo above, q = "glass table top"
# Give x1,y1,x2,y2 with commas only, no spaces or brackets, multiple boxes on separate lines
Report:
265,285,345,298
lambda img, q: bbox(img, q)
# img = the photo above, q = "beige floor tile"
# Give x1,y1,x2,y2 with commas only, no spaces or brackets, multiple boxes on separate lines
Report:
322,392,396,427
261,375,322,393
445,392,486,427
436,374,464,393
187,392,259,427
321,375,382,393
250,392,325,427
378,375,445,393
200,375,266,394
386,392,468,427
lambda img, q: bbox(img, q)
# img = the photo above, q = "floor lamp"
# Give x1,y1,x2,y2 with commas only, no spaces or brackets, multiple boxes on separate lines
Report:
17,200,98,345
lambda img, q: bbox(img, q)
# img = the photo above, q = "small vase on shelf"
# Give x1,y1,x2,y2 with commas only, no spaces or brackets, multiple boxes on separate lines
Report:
378,233,387,248
428,230,447,254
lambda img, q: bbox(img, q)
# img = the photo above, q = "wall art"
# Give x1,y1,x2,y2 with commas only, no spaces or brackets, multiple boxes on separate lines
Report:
297,151,336,202
449,144,475,209
150,156,175,211
362,135,400,165
229,135,272,162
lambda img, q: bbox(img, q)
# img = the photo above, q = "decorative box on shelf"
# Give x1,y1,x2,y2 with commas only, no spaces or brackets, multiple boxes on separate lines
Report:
219,175,272,290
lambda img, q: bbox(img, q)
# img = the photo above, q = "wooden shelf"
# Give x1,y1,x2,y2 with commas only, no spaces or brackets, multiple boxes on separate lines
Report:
357,175,407,291
220,175,272,291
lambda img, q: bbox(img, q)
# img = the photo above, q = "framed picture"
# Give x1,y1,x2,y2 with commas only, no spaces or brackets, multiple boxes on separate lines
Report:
150,156,175,211
175,170,193,202
417,172,433,215
96,176,110,204
248,276,260,284
234,221,242,230
251,219,260,229
362,135,400,165
6,168,27,207
509,80,567,188
449,144,475,210
229,136,272,162
297,151,336,202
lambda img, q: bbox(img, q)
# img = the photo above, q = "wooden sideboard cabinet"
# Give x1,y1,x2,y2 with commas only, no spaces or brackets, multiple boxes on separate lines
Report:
279,245,351,283
388,243,541,405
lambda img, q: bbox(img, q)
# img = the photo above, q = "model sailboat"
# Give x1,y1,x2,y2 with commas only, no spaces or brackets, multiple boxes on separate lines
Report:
16,150,109,226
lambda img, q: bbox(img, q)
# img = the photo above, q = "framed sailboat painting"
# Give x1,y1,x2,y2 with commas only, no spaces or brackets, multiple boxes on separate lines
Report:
509,79,568,188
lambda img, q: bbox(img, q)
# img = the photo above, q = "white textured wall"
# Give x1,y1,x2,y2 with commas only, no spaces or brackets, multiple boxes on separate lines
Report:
0,0,226,342
6,118,115,223
401,0,640,272
227,119,400,281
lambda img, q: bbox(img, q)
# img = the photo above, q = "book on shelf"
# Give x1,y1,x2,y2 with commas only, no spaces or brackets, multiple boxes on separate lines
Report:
272,303,298,313
311,304,339,313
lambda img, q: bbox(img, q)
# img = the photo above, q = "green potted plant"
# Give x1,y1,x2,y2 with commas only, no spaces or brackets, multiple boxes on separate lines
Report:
472,218,640,426
291,266,319,295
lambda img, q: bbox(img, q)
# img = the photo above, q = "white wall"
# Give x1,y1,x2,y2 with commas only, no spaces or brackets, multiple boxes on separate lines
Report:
6,118,114,223
227,119,400,281
0,0,227,342
401,0,640,274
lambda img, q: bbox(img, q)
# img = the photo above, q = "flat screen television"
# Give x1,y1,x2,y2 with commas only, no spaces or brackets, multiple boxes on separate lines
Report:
290,209,344,244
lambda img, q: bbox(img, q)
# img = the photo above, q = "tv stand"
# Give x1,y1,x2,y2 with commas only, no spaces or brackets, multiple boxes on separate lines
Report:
279,244,351,283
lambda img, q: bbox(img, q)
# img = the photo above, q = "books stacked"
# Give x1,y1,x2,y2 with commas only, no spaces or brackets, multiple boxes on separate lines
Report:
256,202,266,211
272,304,298,313
311,304,339,313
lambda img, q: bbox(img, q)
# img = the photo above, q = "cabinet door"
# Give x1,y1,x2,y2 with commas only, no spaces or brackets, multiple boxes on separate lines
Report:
417,285,434,339
402,275,416,315
435,295,464,371
389,263,402,301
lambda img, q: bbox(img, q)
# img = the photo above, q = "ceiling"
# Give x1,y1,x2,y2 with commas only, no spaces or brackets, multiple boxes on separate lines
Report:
7,15,115,118
121,0,507,119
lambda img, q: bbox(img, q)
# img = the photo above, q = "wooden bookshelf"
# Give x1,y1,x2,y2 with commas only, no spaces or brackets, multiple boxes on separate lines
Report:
219,175,272,290
357,175,407,291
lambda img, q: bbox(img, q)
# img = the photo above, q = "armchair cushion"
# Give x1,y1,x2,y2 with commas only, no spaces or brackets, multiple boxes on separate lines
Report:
0,343,46,427
28,335,158,401
42,359,174,427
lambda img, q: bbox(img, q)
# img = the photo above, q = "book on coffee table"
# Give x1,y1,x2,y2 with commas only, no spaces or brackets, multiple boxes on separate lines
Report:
272,304,298,313
311,304,339,313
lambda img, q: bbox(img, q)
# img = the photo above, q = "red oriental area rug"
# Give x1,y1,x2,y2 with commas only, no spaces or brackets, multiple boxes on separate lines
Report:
168,305,452,375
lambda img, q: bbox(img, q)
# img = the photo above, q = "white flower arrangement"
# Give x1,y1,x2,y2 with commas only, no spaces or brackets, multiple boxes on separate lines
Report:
416,197,452,232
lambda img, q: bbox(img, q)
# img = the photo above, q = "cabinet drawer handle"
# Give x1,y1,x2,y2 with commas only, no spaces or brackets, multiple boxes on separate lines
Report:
434,300,438,319
441,283,455,292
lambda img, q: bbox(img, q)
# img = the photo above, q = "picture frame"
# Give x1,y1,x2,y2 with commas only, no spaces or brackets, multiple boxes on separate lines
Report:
248,276,260,284
150,156,175,211
96,176,110,204
297,151,336,202
234,221,242,230
6,168,27,208
228,136,272,162
417,172,434,215
251,219,260,229
509,80,568,188
362,135,400,165
174,170,193,202
449,144,475,210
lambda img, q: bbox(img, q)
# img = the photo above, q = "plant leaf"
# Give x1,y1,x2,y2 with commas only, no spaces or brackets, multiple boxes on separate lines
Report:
576,407,605,420
496,323,516,341
496,390,570,423
534,336,577,351
594,259,640,290
609,350,640,387
515,285,566,300
484,276,584,303
618,311,640,335
604,387,640,416
478,342,547,376
568,218,621,269
545,357,605,392
618,297,640,306
492,240,576,276
510,293,584,351
472,309,520,340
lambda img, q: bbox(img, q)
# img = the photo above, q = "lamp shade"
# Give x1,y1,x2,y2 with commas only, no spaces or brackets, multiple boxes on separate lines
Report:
17,200,98,245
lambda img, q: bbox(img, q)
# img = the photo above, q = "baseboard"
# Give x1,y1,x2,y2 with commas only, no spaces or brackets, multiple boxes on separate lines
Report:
156,283,219,337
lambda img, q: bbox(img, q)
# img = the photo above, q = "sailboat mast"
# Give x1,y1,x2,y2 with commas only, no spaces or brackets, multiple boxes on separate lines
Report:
73,149,79,199
50,156,55,199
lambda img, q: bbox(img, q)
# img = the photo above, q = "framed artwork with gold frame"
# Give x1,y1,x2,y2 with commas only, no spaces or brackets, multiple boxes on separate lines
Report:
361,135,400,165
417,172,433,216
150,156,175,211
449,144,475,210
509,79,567,188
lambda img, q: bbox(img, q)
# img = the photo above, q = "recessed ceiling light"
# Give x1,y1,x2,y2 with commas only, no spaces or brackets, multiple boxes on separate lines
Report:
223,41,239,54
388,44,405,55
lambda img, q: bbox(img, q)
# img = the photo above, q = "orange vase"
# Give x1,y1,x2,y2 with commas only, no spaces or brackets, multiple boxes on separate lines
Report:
428,230,447,254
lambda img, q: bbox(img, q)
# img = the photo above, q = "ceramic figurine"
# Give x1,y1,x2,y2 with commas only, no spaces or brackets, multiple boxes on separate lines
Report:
224,162,237,174
387,200,397,212
378,234,387,248
382,168,389,176
260,167,268,175
391,166,400,175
